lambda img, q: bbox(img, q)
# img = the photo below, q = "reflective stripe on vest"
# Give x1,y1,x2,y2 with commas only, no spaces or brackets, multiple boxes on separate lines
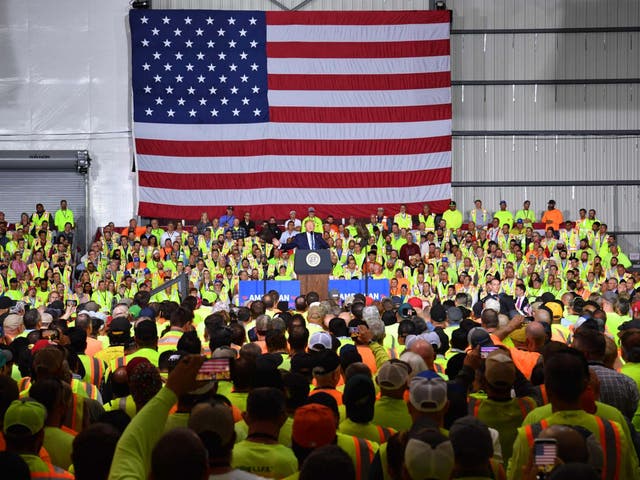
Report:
376,425,393,443
353,436,372,480
596,416,621,480
30,463,74,480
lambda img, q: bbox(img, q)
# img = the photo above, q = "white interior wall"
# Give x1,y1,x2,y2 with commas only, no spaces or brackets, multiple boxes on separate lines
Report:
1,0,638,250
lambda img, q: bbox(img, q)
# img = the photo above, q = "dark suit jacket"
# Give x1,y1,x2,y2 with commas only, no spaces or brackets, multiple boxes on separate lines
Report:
280,232,329,251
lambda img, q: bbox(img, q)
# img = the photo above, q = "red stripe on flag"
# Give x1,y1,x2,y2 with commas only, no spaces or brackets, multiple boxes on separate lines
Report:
269,105,452,123
268,72,451,90
139,200,453,222
266,40,450,59
138,168,451,191
135,136,452,157
266,10,452,26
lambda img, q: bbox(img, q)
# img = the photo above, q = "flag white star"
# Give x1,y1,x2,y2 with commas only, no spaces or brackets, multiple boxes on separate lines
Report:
140,16,149,24
177,98,186,106
210,109,219,116
250,63,259,71
232,108,240,116
230,86,239,94
185,40,193,48
197,75,206,83
154,75,162,82
167,109,175,117
187,86,195,94
196,52,205,60
155,97,164,105
141,39,149,47
206,17,214,25
217,28,225,36
173,28,182,36
186,63,194,71
174,52,183,60
220,97,229,105
240,75,249,83
163,39,172,47
207,40,215,48
249,17,257,25
199,98,207,105
162,16,170,24
228,40,237,48
209,86,217,94
241,97,250,105
240,51,248,60
175,75,183,82
142,63,150,70
218,52,226,60
251,85,260,93
151,28,159,35
153,52,161,60
207,64,216,71
249,40,258,48
184,17,192,24
239,29,247,37
195,28,204,36
145,107,153,115
143,85,152,93
165,86,174,94
229,64,238,71
189,109,197,117
253,108,261,116
228,17,236,25
163,63,172,71
219,75,227,83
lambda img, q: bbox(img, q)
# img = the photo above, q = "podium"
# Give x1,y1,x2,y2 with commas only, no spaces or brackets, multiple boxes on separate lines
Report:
294,249,332,300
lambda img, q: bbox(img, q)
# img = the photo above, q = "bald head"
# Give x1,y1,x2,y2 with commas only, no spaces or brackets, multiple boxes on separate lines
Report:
409,339,435,368
526,321,546,348
540,425,589,464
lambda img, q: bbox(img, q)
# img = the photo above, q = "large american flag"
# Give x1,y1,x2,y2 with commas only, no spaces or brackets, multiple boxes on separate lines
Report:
129,10,452,220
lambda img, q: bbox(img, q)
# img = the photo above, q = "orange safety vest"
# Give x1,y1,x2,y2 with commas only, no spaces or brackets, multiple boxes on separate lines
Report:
81,355,106,388
375,425,396,444
30,462,74,480
524,417,621,480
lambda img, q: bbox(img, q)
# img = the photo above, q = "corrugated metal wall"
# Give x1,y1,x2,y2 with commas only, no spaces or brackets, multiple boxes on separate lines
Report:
153,0,640,252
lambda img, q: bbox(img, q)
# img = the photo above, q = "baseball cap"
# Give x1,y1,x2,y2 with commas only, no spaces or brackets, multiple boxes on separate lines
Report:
343,374,376,422
449,201,456,206
289,210,296,215
544,301,563,321
188,403,235,447
0,349,13,369
484,350,516,388
308,207,315,212
292,404,336,448
398,303,416,319
500,200,506,205
446,306,462,323
309,331,332,352
134,320,158,342
404,435,454,480
3,399,46,435
409,370,448,412
548,200,556,205
516,218,523,224
311,349,340,376
133,257,140,262
509,326,527,343
376,360,411,390
31,340,56,356
109,316,132,336
0,297,16,310
407,297,423,310
467,327,493,348
226,206,234,210
449,416,494,466
3,314,24,332
483,298,501,313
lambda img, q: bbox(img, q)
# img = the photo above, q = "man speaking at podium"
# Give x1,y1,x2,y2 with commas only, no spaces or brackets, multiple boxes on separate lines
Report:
273,219,329,251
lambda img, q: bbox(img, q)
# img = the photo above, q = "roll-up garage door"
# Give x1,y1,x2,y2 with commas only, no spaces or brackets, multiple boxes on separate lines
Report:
0,150,89,252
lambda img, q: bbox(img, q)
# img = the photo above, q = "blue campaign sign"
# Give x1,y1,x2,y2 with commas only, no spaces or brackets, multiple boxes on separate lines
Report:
328,279,390,302
238,280,300,308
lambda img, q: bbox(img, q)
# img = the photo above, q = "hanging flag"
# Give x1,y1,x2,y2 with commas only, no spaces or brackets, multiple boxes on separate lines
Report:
130,9,452,220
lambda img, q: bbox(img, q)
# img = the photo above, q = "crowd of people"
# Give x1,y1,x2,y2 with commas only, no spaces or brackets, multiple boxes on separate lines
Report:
0,198,639,479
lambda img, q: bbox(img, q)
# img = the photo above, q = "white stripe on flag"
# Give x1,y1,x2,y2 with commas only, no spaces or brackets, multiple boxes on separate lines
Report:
266,23,450,43
136,151,452,174
139,183,452,206
267,56,450,75
133,120,452,141
267,88,451,107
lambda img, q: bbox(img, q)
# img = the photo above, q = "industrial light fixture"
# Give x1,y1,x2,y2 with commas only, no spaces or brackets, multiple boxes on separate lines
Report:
76,150,91,174
435,1,447,10
132,0,151,9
